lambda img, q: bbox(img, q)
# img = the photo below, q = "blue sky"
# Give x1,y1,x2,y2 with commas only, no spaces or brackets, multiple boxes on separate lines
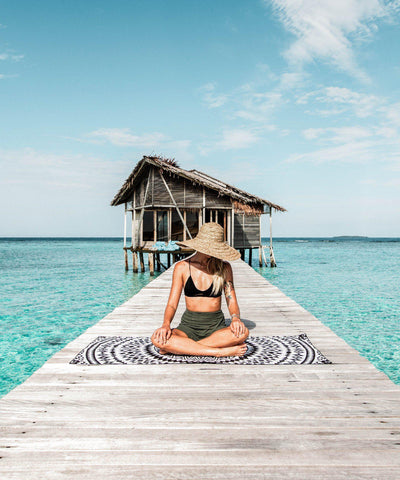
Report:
1,0,400,237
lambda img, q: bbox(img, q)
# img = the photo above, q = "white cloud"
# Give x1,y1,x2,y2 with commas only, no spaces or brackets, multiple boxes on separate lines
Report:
268,0,397,81
216,128,260,150
302,126,372,143
199,83,229,108
0,53,24,61
0,147,131,192
86,128,167,147
297,86,384,117
289,120,400,165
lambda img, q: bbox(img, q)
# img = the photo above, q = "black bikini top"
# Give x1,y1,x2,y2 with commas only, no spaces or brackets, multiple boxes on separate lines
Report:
184,259,222,298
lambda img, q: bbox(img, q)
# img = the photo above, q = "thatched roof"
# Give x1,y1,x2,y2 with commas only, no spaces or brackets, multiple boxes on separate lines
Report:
110,156,287,212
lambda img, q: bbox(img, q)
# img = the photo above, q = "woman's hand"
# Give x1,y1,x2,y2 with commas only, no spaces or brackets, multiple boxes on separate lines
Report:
230,318,246,338
152,325,172,345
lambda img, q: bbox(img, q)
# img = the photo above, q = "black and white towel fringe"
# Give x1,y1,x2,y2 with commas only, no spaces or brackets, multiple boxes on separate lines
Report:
69,333,332,365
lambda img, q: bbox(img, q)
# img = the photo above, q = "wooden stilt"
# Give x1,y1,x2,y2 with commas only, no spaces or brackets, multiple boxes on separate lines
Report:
248,248,252,266
167,254,171,268
155,253,160,271
270,246,277,268
240,249,245,260
269,209,277,267
148,253,154,276
139,251,145,272
124,248,128,271
259,246,262,267
262,245,268,267
132,250,138,273
172,253,177,264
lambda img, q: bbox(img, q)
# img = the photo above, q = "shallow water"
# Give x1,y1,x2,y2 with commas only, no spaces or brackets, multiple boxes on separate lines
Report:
0,237,399,397
254,238,400,385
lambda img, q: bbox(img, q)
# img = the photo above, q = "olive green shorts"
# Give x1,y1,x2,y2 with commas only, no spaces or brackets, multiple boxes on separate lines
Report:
174,309,227,341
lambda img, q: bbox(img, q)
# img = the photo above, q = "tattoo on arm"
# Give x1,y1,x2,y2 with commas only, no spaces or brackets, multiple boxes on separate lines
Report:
224,280,234,304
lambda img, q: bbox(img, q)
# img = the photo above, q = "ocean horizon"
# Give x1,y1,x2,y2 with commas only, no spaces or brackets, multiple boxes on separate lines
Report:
1,236,399,397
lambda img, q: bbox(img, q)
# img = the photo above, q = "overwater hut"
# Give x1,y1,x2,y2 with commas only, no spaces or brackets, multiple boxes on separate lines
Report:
111,156,286,274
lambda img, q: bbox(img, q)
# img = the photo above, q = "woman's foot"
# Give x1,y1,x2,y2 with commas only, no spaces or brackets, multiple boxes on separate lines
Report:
156,343,248,357
216,343,247,357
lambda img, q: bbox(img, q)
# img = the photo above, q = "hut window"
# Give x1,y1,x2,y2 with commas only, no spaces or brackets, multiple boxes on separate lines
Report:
186,211,199,238
157,211,168,242
205,210,226,240
143,211,154,242
171,211,184,241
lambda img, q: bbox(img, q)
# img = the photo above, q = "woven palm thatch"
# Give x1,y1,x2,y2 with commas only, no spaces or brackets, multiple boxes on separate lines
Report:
111,156,287,213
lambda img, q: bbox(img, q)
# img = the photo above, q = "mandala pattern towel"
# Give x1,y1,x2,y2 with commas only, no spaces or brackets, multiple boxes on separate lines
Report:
69,333,332,365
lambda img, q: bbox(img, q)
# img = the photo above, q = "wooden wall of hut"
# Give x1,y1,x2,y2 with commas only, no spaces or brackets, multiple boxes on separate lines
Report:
233,213,260,248
133,167,231,209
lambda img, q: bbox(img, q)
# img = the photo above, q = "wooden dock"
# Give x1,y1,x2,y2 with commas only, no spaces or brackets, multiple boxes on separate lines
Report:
1,260,400,479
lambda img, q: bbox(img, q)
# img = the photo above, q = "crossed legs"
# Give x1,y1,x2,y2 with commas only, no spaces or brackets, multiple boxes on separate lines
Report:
151,326,249,357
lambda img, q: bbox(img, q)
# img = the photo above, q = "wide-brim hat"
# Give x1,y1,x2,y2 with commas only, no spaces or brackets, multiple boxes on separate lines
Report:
176,222,241,261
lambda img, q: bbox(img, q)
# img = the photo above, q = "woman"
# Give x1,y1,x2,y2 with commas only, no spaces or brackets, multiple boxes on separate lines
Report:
151,222,249,357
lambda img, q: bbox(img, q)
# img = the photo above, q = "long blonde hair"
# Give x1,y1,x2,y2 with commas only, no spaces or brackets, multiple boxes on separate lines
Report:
205,257,226,296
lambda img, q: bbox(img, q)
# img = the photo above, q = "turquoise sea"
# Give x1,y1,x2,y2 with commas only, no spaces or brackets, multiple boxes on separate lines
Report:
0,237,399,397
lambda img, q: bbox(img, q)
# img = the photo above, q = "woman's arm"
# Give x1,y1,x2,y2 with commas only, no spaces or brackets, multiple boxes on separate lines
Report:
152,261,184,345
224,263,246,337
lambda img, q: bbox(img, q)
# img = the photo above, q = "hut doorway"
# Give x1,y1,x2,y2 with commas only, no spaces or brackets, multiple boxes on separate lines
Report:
205,209,227,241
156,211,168,242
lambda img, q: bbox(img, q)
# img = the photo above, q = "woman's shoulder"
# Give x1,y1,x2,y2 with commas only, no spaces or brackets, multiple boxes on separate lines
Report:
173,259,189,273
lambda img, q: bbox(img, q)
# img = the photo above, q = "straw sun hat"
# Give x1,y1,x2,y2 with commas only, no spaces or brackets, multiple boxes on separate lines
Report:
176,222,241,262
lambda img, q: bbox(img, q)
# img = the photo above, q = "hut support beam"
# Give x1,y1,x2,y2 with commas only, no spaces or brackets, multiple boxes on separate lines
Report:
148,253,154,276
159,171,192,240
132,250,138,273
124,248,128,271
124,204,128,271
139,251,145,272
259,213,262,266
136,175,151,247
269,209,276,268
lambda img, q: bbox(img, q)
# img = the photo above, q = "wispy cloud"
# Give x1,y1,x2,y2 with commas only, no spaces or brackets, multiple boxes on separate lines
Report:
267,0,398,81
199,83,229,108
297,86,383,117
0,53,24,62
86,128,167,147
216,128,260,150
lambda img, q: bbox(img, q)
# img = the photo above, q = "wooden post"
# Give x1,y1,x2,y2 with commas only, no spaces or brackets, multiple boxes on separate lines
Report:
248,248,252,266
262,245,268,267
167,253,171,268
227,210,231,245
124,248,128,271
259,213,262,266
123,203,128,270
269,209,276,267
153,210,157,242
155,253,160,271
231,205,235,247
132,192,136,248
139,251,145,272
148,253,154,276
136,175,151,247
132,250,138,273
202,188,206,225
124,203,127,248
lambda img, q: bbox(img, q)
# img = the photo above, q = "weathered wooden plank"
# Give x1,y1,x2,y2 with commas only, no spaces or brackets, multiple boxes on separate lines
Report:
1,260,400,479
